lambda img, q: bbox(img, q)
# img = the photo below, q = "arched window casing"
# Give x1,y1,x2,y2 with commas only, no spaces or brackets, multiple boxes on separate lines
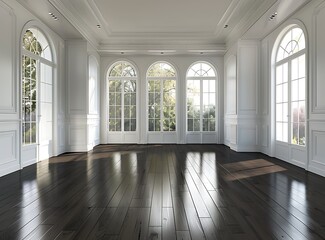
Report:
22,28,53,146
186,62,217,132
107,61,137,132
275,27,306,146
146,62,177,132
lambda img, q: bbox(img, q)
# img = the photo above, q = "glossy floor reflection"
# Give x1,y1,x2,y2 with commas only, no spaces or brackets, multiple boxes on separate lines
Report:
0,144,325,240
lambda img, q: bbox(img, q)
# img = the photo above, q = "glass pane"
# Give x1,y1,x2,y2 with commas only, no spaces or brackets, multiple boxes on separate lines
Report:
203,80,209,92
109,120,116,131
292,102,299,123
170,118,176,131
124,93,131,105
299,55,305,78
299,102,306,123
116,106,122,118
109,106,116,118
31,123,36,143
131,106,136,118
299,123,306,145
283,122,288,143
209,119,216,131
292,122,299,144
124,119,130,131
188,119,193,131
194,119,200,131
148,107,154,118
209,93,216,105
109,81,115,92
276,85,283,103
276,65,283,85
131,93,136,105
163,119,170,131
25,123,31,144
109,93,115,105
276,122,283,141
116,119,121,131
299,78,305,101
154,106,160,118
276,104,282,122
291,80,298,101
149,119,154,131
292,58,298,80
155,119,161,131
116,93,122,105
131,119,136,131
203,119,208,131
124,106,130,118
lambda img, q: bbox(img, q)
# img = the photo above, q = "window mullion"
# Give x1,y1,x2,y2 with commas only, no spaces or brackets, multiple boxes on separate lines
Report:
161,79,163,132
288,61,292,144
122,79,124,132
200,79,203,132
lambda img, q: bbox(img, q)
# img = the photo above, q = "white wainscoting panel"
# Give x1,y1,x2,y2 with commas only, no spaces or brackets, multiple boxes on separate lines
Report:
309,124,325,176
0,122,19,176
21,145,37,168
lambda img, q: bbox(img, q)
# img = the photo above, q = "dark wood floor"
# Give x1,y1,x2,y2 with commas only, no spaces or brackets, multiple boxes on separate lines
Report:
1,145,325,240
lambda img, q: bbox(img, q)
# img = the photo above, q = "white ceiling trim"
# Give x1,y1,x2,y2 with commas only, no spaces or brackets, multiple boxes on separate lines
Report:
48,0,98,48
226,0,278,46
214,0,240,35
85,0,112,35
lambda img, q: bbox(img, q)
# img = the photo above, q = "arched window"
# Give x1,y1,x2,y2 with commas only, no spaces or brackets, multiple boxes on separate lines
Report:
275,27,306,146
186,62,217,132
107,61,137,132
22,28,53,146
147,62,176,132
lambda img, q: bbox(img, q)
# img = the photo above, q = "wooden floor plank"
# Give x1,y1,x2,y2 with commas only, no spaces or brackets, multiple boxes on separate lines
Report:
0,144,324,240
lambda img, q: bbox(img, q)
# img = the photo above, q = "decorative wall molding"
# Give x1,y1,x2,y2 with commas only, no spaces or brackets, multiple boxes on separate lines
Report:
0,1,16,114
312,2,325,114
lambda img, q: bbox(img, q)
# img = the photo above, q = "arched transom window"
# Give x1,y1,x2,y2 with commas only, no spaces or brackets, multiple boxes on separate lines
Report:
275,27,306,146
186,62,217,132
147,62,176,132
108,61,137,132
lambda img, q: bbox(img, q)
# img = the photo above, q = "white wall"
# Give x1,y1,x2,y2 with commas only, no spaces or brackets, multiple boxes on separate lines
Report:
0,0,66,177
224,40,260,152
254,0,325,176
100,55,224,145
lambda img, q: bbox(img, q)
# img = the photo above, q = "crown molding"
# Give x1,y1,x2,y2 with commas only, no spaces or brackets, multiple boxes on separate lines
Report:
98,43,226,56
48,0,98,49
226,0,278,46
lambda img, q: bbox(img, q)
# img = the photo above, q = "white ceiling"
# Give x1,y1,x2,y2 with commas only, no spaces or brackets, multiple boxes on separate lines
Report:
16,0,311,55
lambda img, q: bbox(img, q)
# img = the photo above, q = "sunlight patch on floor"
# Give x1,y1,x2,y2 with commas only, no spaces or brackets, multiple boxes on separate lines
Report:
222,159,287,181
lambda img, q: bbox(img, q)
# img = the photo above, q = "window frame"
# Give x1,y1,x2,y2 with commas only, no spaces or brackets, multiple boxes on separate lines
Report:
107,61,138,132
146,61,177,132
21,28,54,146
275,26,307,147
186,62,217,133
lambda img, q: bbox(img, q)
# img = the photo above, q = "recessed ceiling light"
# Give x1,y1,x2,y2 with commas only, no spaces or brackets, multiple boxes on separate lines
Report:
269,12,278,21
49,12,59,21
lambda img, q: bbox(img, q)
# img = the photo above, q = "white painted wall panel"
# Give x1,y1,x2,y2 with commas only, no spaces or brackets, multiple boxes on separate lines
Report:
314,4,325,112
0,3,15,113
0,131,16,165
67,41,88,114
225,55,237,115
238,43,258,113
